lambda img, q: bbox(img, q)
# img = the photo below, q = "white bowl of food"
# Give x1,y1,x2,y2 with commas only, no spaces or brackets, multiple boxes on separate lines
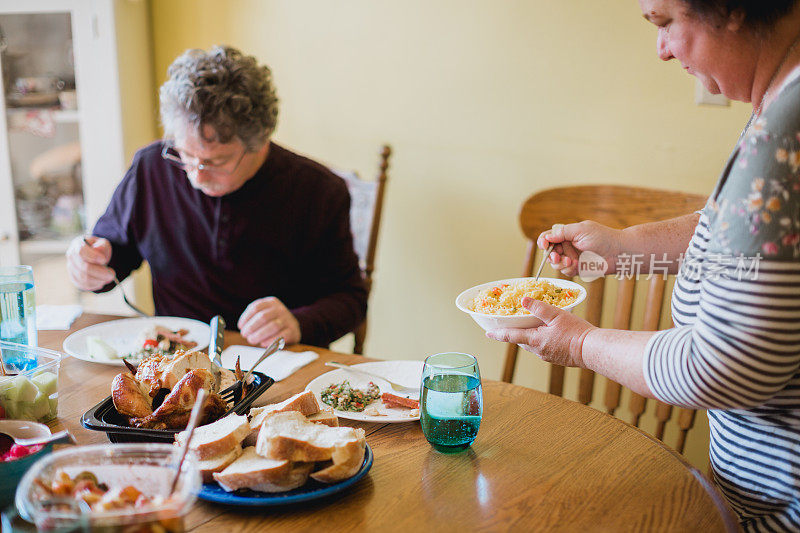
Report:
455,277,587,332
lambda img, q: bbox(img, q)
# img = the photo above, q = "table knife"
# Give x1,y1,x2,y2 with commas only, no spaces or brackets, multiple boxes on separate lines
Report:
208,315,225,389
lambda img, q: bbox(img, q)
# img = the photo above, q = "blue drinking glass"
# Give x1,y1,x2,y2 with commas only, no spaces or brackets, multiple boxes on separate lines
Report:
0,266,38,370
420,352,483,452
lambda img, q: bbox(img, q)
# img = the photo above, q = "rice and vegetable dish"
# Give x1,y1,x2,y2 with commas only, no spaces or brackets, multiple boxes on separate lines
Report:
469,279,580,315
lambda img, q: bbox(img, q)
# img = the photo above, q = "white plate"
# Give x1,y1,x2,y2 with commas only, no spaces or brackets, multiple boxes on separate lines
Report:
62,317,210,366
304,360,423,423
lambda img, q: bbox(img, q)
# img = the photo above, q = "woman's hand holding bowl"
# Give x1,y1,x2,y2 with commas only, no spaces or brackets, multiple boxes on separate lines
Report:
486,297,596,368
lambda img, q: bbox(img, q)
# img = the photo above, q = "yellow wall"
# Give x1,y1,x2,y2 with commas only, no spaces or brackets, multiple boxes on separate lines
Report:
147,0,755,469
116,0,158,163
114,0,158,313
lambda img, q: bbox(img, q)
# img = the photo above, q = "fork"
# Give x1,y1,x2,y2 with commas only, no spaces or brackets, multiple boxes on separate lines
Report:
220,337,285,404
114,274,150,317
83,237,150,317
533,223,564,282
324,361,420,395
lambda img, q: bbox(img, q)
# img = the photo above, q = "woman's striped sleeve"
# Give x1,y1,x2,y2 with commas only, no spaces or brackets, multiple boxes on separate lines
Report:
643,260,800,410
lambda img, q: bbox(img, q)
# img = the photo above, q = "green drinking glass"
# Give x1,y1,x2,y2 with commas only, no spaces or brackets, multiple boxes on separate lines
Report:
420,352,483,452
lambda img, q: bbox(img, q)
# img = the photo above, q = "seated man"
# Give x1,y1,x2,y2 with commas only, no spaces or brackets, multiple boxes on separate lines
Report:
66,45,367,348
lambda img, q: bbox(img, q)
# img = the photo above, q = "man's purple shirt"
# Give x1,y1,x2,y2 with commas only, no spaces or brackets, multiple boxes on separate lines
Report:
93,141,367,347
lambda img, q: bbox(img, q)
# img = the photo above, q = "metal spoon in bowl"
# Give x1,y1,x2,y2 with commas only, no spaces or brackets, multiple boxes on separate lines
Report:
0,420,73,455
533,223,565,282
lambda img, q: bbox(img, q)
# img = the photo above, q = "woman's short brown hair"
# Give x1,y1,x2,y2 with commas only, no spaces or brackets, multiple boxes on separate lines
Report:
159,45,279,150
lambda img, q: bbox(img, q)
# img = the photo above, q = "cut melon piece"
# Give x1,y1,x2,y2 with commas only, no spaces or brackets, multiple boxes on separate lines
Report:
0,377,13,401
31,372,58,397
5,375,38,403
30,392,50,420
8,402,31,420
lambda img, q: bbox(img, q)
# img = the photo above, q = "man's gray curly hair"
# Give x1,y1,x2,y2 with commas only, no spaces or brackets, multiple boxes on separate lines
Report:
159,45,279,150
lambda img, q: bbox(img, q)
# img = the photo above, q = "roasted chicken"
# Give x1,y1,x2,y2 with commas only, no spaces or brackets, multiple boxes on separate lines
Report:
111,350,232,430
111,373,153,418
135,350,216,397
130,369,228,430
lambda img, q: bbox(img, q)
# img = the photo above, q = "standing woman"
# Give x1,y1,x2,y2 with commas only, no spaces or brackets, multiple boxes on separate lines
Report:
487,1,800,530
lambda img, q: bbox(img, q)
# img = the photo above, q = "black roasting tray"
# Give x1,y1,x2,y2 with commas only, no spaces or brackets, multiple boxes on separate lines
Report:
81,371,273,443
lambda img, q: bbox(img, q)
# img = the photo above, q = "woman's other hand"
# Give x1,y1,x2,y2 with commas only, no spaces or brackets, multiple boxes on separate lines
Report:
486,297,596,368
537,221,622,277
238,296,301,347
66,235,116,291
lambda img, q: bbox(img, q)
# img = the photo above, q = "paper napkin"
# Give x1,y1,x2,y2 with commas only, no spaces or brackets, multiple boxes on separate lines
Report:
36,304,83,330
220,345,319,381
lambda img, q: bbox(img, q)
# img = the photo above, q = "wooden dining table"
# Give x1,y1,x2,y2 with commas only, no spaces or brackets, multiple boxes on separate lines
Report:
37,313,738,532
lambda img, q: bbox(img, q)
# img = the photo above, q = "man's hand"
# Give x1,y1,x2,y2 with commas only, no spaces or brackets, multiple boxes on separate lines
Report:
486,297,596,368
238,296,301,347
537,221,623,277
66,236,116,291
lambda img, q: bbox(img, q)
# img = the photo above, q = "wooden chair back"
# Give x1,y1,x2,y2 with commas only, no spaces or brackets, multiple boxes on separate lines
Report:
335,145,392,354
505,185,707,453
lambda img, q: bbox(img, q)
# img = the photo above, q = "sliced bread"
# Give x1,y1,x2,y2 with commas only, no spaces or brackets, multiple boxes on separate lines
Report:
212,447,312,493
174,413,250,460
306,407,339,428
310,437,365,483
197,444,243,483
247,462,314,493
255,411,366,463
245,391,321,445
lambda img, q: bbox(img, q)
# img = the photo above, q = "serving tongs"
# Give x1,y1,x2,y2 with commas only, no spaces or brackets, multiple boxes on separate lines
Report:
220,336,284,404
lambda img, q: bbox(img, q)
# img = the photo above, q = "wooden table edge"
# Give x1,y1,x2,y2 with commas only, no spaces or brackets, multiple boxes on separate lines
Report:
607,410,739,532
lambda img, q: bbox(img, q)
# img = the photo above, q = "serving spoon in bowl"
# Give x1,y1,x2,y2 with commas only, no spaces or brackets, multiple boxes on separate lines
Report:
0,420,73,455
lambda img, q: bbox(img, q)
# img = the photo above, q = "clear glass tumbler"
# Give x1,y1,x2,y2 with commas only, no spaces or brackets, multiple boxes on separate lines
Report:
0,266,38,369
420,352,483,452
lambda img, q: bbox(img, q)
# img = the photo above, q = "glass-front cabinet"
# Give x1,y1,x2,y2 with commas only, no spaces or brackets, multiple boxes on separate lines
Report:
0,0,155,269
0,11,83,259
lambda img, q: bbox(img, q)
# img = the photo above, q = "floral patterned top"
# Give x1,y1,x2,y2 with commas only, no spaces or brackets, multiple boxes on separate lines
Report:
706,69,800,260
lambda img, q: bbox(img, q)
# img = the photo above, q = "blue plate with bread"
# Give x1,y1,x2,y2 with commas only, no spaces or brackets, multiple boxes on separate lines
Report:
187,391,373,506
198,443,372,506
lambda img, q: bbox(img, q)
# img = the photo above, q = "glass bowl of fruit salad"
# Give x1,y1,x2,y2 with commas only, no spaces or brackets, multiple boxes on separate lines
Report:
0,341,62,423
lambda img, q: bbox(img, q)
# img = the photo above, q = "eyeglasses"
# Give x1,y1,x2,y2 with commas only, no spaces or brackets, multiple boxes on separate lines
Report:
161,142,247,176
